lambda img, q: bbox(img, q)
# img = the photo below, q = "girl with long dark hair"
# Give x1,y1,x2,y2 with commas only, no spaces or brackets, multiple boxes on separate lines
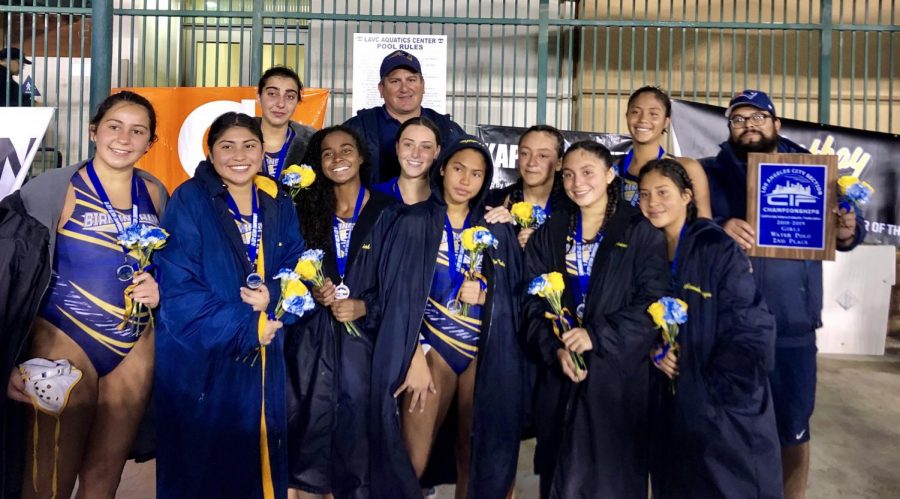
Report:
286,125,400,499
523,140,669,498
638,158,781,499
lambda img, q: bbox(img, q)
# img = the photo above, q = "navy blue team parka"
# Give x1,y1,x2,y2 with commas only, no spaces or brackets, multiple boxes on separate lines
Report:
154,161,306,499
649,218,783,499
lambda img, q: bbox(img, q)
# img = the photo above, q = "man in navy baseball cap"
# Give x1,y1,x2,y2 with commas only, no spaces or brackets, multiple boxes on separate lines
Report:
344,49,464,185
700,88,866,499
724,89,777,119
0,47,33,106
379,49,422,79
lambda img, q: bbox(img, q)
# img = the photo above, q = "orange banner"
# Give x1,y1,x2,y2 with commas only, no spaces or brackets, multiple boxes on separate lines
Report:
115,86,329,193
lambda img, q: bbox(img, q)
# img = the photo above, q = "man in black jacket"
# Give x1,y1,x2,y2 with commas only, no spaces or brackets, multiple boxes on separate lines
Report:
701,89,866,499
0,47,32,107
344,50,464,184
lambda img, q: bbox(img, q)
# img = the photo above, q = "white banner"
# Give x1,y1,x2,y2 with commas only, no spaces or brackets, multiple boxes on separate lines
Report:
0,107,55,199
351,33,448,114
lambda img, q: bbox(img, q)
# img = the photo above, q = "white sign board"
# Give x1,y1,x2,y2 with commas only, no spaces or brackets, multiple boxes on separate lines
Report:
352,33,448,115
0,107,55,199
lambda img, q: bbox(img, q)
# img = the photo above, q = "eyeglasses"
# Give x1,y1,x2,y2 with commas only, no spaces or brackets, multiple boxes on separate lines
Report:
728,113,773,128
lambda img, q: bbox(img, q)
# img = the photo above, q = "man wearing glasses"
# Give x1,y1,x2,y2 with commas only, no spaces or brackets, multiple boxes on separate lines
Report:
701,89,865,499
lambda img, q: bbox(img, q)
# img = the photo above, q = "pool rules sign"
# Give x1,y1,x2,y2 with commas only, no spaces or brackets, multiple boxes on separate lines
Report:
747,153,839,261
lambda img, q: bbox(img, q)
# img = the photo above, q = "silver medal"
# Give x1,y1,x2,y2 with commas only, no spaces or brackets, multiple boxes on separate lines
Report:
446,299,462,315
334,282,351,300
116,264,135,282
576,302,585,321
245,272,264,289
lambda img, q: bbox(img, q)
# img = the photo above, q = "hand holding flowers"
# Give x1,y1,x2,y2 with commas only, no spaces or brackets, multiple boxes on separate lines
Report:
648,297,688,393
837,175,874,215
451,226,497,315
116,223,169,332
528,272,587,378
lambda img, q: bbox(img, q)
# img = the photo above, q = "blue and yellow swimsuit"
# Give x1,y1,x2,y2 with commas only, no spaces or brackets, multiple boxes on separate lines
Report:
39,173,159,377
419,227,484,375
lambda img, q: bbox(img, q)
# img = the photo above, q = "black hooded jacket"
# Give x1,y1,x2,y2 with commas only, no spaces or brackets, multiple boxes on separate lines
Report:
523,200,669,498
284,189,400,498
649,219,782,499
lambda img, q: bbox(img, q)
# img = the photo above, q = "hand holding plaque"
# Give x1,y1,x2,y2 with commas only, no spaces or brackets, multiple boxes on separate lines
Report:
745,153,839,261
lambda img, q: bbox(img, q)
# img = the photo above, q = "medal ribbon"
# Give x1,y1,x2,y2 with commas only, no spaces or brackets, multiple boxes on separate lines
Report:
332,186,365,281
225,187,261,270
85,160,140,261
572,212,601,314
272,127,295,181
444,214,471,297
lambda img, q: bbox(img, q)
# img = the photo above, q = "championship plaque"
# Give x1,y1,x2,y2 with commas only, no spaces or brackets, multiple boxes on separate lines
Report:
746,153,838,261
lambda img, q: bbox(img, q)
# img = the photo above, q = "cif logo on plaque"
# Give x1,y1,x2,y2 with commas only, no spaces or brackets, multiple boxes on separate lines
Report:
758,164,826,249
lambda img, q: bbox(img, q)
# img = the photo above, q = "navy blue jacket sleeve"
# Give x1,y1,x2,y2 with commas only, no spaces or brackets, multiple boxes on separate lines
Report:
156,184,261,357
706,240,777,408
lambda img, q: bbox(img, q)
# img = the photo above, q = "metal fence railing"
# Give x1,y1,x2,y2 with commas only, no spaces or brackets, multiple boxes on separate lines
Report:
1,0,896,173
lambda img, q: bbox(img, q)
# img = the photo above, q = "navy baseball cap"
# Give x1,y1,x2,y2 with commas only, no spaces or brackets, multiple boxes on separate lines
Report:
0,47,31,64
379,50,421,79
725,89,776,118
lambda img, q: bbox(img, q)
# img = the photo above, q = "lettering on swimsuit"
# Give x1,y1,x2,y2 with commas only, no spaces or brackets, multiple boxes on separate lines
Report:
683,283,712,299
81,212,158,232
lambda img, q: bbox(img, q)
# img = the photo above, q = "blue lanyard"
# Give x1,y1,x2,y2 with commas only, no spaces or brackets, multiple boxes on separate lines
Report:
573,212,601,307
224,187,261,268
332,186,366,280
85,160,139,259
444,214,470,292
273,127,295,181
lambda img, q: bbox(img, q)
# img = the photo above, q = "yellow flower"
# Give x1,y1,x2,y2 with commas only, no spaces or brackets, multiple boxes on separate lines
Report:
648,302,666,329
298,165,316,188
546,272,565,293
675,298,688,313
510,202,534,225
837,175,859,195
460,226,482,251
295,259,318,281
282,164,317,189
283,280,309,299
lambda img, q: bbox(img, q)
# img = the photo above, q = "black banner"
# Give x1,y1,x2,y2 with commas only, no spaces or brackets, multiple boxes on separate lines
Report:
671,99,899,246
